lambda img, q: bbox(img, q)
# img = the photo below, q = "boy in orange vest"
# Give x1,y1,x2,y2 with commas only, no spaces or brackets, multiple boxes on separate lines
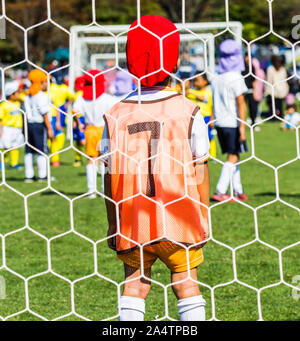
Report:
102,15,210,321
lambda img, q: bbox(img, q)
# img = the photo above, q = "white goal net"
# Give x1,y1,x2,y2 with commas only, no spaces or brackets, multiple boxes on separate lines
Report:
0,0,299,322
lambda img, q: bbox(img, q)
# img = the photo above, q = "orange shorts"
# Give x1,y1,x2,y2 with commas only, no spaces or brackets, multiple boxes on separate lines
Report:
85,125,104,157
117,241,203,273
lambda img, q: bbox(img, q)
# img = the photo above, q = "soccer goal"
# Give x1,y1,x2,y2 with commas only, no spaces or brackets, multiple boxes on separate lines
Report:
69,21,243,91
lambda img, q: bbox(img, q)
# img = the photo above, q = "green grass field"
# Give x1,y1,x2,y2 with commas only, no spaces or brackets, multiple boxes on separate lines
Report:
0,119,299,321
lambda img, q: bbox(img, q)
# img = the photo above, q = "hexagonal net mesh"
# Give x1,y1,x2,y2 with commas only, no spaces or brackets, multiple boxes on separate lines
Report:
0,0,300,321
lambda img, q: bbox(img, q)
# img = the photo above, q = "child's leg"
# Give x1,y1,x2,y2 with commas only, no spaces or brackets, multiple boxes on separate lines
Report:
74,141,85,165
119,264,151,321
86,159,97,193
85,126,102,194
216,161,233,194
37,154,47,179
51,136,60,165
232,164,243,195
24,153,34,179
209,138,216,159
172,268,206,321
56,132,65,152
216,153,238,194
10,149,19,167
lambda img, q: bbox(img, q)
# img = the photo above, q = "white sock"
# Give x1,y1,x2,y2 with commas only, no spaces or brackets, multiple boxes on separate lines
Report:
216,161,234,194
177,295,206,321
37,154,47,179
86,163,97,192
119,296,145,321
233,164,243,194
99,161,105,193
24,153,34,179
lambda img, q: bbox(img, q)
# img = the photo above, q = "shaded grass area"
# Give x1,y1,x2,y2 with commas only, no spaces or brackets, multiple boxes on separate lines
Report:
0,120,299,321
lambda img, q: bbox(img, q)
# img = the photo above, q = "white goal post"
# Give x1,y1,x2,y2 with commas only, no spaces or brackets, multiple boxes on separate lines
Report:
69,21,243,91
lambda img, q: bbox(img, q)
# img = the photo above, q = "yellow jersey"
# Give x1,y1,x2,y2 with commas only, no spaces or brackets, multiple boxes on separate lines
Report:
187,88,213,118
50,83,75,117
0,100,23,128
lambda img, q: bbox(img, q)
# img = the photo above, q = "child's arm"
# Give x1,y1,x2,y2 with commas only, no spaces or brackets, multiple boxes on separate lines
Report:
236,94,246,142
187,89,206,102
104,172,117,251
43,114,54,141
73,114,84,132
101,123,117,250
195,160,210,242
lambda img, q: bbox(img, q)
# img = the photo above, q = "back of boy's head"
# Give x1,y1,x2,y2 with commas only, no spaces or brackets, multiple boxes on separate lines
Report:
126,15,180,87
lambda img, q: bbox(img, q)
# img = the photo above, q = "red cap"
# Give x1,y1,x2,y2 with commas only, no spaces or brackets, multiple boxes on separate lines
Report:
126,15,180,87
82,69,105,100
74,75,85,92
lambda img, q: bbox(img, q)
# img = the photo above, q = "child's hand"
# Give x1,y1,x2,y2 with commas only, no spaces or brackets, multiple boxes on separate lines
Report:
208,115,215,128
48,127,54,141
202,219,209,241
198,216,209,248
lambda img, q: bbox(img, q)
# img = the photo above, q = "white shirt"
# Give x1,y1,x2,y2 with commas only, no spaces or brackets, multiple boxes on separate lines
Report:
24,91,50,124
264,65,289,99
73,93,119,127
211,71,248,128
100,89,210,160
284,112,300,128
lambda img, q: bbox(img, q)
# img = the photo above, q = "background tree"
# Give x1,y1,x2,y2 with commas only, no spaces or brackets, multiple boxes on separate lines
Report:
0,0,299,66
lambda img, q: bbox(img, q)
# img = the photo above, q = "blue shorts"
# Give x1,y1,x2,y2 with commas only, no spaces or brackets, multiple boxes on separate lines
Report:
25,123,48,154
216,127,248,155
73,116,85,142
203,116,214,140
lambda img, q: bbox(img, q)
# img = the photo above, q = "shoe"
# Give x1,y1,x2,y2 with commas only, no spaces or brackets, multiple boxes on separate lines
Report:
10,164,22,170
25,177,35,183
37,176,56,183
52,161,60,168
234,192,248,201
87,193,97,199
211,192,230,202
73,160,82,167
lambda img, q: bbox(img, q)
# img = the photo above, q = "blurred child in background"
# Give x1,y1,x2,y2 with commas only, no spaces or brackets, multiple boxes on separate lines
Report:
73,69,118,197
187,73,216,159
24,69,54,182
72,75,86,167
49,75,74,167
0,81,24,170
283,104,300,130
211,39,248,202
